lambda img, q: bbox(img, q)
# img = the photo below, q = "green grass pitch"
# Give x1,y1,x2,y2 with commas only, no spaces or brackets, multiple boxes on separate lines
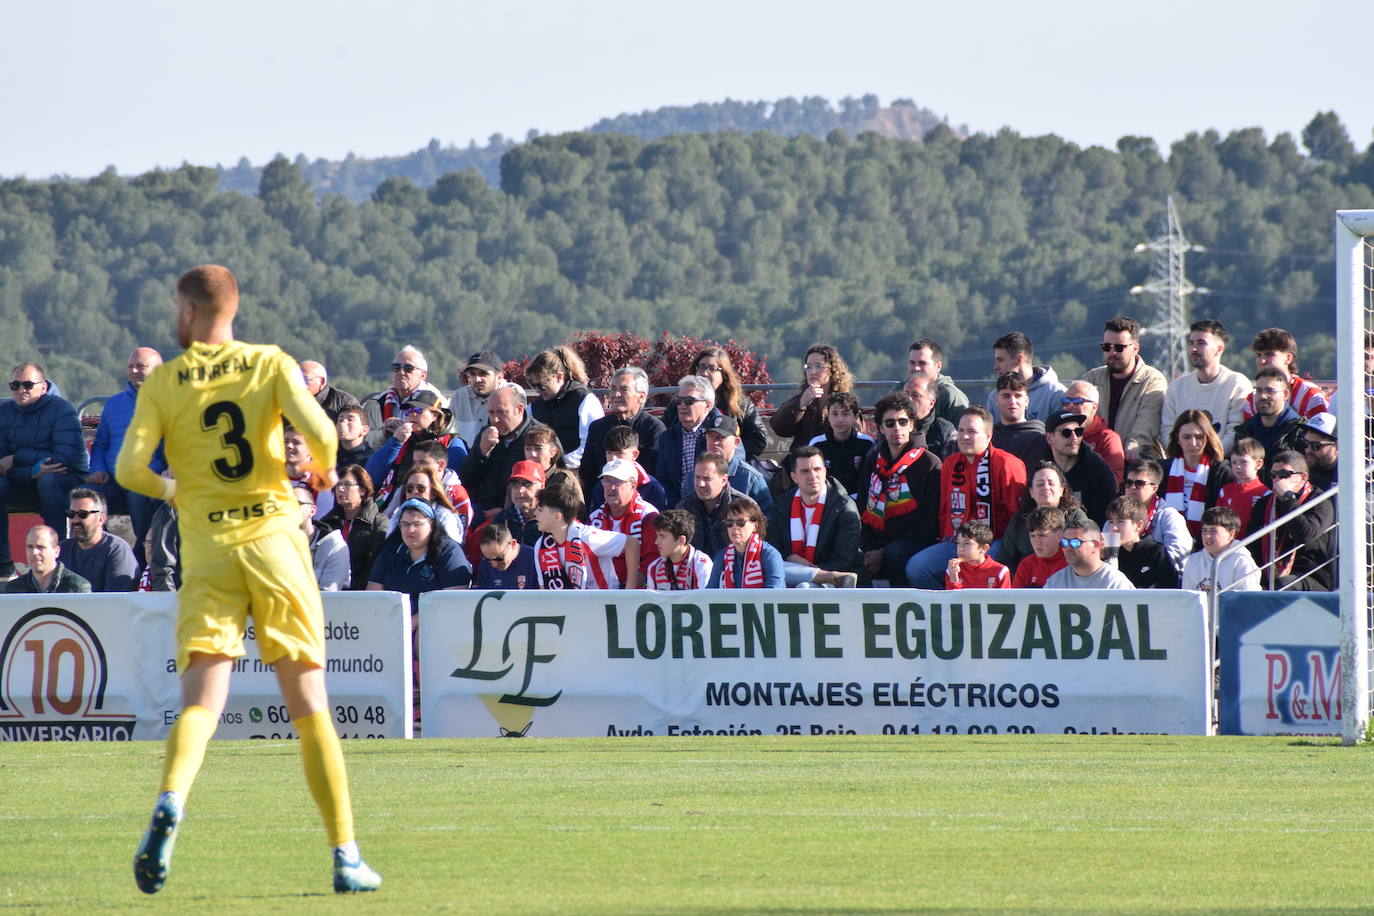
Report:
2,735,1372,913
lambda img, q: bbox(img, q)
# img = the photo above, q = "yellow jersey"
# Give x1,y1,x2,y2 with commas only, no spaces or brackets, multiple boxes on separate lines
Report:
116,341,337,555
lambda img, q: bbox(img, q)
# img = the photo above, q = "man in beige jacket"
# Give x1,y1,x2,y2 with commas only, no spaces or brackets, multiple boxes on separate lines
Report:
1083,316,1167,459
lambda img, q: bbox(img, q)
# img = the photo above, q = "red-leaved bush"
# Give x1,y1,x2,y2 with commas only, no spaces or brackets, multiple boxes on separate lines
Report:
504,332,773,407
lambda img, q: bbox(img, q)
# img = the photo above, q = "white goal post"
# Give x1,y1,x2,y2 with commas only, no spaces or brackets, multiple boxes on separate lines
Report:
1336,209,1374,745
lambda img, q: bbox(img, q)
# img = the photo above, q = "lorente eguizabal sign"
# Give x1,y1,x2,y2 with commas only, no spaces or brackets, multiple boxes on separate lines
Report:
418,589,1210,739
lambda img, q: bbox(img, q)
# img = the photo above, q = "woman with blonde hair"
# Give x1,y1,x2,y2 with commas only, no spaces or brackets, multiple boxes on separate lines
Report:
689,346,768,461
770,343,854,451
526,345,604,470
1163,408,1234,542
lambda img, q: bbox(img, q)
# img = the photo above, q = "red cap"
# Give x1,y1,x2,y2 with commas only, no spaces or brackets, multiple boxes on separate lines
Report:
509,460,546,486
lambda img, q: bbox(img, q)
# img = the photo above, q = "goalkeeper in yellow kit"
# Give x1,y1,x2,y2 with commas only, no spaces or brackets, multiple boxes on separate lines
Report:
117,265,380,894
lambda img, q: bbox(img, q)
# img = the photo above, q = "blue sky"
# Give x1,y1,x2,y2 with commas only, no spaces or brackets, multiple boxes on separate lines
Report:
2,0,1366,178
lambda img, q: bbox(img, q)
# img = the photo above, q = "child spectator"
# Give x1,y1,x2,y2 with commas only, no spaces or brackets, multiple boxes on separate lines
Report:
646,510,713,590
1181,506,1261,592
1217,438,1268,534
809,391,873,500
945,521,1010,589
473,523,537,590
1011,506,1068,588
532,482,639,589
1104,496,1180,589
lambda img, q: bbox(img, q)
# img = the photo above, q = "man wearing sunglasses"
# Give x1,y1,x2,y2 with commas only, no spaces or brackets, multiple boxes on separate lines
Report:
360,346,445,448
1059,380,1124,485
1298,412,1338,491
57,488,139,591
655,375,722,509
1044,516,1133,589
0,362,89,580
1083,317,1167,460
1043,410,1118,525
1243,451,1335,591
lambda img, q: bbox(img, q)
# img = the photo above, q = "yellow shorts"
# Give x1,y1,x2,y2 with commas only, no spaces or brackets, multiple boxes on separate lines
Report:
175,530,325,672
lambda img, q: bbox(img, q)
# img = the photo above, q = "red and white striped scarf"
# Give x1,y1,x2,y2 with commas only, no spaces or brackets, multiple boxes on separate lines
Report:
1142,495,1164,536
587,495,654,588
721,534,765,588
1164,457,1209,537
647,547,711,590
789,488,826,563
536,532,588,589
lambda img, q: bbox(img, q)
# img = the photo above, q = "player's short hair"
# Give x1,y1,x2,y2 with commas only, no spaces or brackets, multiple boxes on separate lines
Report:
536,482,583,521
1201,506,1242,533
1105,495,1145,523
908,338,944,361
1232,437,1265,461
1190,319,1228,343
873,392,917,424
337,405,367,426
992,332,1033,359
604,426,640,452
996,371,1028,393
960,405,995,428
1252,327,1297,356
68,487,106,513
1103,316,1141,337
1125,457,1163,485
1027,506,1066,533
825,391,861,415
176,265,238,311
1255,366,1290,389
694,452,729,476
1270,450,1308,474
652,509,695,542
956,521,993,547
412,439,449,463
480,522,513,547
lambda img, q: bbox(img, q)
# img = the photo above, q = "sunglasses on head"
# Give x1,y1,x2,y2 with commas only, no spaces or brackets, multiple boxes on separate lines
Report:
1057,426,1085,438
882,417,912,428
65,509,99,519
391,362,421,373
8,380,40,391
1100,342,1130,353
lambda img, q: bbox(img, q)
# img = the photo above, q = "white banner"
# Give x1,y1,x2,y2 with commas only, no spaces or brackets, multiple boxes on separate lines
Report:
0,591,412,741
418,589,1210,738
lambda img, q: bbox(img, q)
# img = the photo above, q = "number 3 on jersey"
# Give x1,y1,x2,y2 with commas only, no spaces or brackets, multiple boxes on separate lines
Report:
202,401,254,481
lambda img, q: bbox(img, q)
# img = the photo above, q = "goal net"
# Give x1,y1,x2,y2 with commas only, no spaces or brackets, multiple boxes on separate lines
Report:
1336,210,1374,745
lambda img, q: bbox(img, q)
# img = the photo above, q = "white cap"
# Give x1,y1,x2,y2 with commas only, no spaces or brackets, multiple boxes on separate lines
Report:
600,458,637,483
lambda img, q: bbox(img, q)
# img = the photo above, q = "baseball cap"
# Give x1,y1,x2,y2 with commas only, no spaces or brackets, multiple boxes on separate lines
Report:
600,458,637,482
509,460,546,486
704,414,739,437
465,350,502,374
1301,412,1336,440
1045,409,1087,433
402,390,445,411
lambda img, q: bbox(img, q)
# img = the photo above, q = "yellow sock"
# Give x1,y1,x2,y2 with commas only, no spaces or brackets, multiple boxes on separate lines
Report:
159,705,219,796
295,709,355,847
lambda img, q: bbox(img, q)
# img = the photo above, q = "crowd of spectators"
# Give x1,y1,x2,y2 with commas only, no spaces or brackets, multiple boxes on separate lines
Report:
0,317,1358,601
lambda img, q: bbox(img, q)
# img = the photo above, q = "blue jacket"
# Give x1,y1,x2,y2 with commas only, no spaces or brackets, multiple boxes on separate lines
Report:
723,448,774,515
707,539,785,588
91,384,166,476
0,391,89,483
655,408,722,508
